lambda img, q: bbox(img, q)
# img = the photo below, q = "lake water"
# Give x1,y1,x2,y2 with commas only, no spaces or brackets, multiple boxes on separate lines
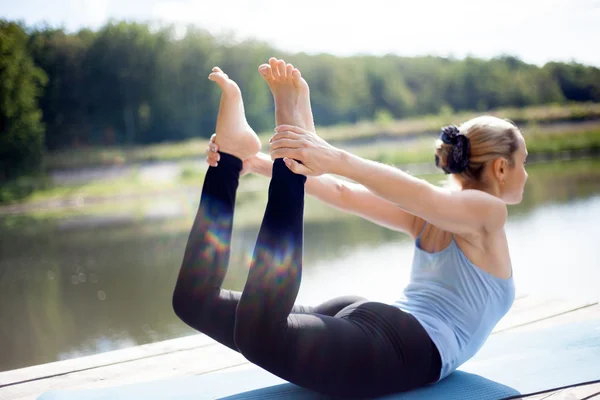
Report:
1,158,600,373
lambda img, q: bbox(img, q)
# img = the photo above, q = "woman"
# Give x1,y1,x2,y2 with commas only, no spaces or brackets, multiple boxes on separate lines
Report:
173,58,526,398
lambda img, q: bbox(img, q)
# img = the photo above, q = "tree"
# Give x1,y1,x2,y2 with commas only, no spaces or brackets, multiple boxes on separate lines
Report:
544,62,600,102
28,27,94,149
0,21,47,181
4,18,600,175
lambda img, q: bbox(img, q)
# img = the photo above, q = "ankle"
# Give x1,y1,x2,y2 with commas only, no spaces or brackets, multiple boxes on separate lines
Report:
216,152,243,171
272,158,307,184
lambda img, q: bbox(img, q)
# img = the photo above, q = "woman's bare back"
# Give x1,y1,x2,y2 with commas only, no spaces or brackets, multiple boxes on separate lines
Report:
413,218,513,280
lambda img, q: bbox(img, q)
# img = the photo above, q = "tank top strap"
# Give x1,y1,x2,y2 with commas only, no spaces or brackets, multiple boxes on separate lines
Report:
417,220,428,239
417,221,456,244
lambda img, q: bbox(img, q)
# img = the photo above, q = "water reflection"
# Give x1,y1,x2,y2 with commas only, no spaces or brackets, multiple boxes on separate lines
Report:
1,159,599,373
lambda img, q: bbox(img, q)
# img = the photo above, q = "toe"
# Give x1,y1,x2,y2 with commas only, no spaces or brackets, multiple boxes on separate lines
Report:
258,64,274,81
277,59,286,78
208,71,239,93
212,67,229,79
269,58,280,79
286,64,294,80
291,68,302,87
208,71,225,82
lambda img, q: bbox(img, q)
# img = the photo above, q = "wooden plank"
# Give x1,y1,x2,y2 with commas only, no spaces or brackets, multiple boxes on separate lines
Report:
1,296,597,400
0,333,216,387
493,296,598,333
526,382,600,399
7,296,590,386
501,304,600,400
0,343,248,400
504,303,600,333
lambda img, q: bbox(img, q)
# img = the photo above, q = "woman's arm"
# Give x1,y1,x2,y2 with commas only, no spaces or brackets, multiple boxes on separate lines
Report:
249,152,419,236
333,151,507,235
270,125,507,235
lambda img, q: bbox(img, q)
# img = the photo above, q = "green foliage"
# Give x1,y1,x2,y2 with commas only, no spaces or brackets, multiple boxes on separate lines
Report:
374,109,394,126
41,104,600,171
0,174,52,203
544,62,600,102
0,21,47,181
14,19,600,155
2,19,600,186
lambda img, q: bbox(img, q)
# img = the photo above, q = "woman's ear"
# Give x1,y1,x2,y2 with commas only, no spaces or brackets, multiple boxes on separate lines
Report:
492,157,506,182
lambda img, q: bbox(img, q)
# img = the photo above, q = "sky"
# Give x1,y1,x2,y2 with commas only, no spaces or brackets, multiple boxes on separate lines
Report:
2,0,599,67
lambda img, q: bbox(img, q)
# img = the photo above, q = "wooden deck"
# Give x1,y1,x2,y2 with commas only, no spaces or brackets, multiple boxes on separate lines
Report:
1,295,599,400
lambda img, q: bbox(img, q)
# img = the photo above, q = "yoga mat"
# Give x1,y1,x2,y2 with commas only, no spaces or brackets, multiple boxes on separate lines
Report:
38,318,600,400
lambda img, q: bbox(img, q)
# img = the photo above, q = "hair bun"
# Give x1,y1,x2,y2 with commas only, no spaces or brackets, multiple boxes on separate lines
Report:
435,125,471,174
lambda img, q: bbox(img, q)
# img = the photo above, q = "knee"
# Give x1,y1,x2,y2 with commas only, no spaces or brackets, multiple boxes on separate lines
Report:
233,317,258,360
234,317,277,363
172,289,192,323
234,334,270,365
172,285,210,326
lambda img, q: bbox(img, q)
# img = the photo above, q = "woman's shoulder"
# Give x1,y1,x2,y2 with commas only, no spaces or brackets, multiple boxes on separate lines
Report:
456,227,512,280
460,189,508,233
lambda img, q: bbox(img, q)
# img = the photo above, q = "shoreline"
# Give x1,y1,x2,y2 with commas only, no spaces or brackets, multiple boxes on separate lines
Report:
45,111,600,172
1,150,599,217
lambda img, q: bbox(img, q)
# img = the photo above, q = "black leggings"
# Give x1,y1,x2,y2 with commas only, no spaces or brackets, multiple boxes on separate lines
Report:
172,153,441,398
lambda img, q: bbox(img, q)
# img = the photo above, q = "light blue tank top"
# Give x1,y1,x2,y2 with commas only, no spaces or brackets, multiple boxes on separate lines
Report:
393,224,515,381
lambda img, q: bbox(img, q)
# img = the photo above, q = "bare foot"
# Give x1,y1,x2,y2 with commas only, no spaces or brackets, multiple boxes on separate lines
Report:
258,58,315,132
208,67,261,161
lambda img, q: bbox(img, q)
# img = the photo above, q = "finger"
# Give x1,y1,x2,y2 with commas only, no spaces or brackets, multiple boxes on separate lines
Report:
208,152,220,163
275,124,310,135
210,133,216,143
284,158,312,175
206,143,219,156
206,154,218,166
270,131,303,143
269,138,304,151
270,148,302,160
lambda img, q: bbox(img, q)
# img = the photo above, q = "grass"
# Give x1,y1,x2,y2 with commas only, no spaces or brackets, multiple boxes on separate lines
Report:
4,158,599,238
347,128,600,167
45,140,210,170
0,168,448,231
44,102,600,170
3,126,600,208
525,129,600,154
270,102,600,144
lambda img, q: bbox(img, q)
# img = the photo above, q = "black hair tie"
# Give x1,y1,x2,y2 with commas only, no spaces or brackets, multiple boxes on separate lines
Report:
435,125,470,174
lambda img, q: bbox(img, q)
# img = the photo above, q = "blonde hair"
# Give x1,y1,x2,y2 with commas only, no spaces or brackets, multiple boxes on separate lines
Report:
435,116,521,187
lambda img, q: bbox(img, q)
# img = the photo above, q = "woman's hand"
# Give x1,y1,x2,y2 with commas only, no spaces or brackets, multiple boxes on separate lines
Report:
205,134,255,176
269,125,341,176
